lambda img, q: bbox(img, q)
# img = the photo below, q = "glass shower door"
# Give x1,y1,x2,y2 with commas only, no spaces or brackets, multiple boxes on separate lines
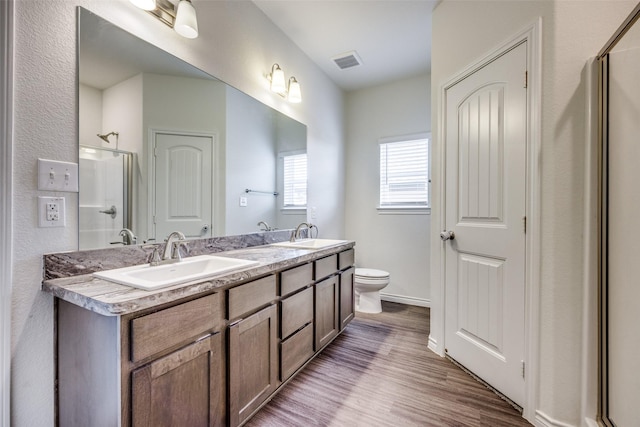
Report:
79,146,133,250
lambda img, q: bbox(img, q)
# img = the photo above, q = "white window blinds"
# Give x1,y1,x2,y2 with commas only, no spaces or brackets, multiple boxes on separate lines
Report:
379,137,429,207
283,153,307,207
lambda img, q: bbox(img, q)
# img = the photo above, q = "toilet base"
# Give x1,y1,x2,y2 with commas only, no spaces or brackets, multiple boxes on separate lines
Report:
356,290,383,314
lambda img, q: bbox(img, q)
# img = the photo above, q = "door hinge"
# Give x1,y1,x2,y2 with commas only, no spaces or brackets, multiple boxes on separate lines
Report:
152,215,156,225
523,216,527,234
524,71,528,88
154,147,158,157
522,360,525,378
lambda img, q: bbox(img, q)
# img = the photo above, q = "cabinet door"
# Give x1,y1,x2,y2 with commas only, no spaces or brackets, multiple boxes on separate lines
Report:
315,275,339,350
228,304,278,427
131,333,225,427
340,267,355,330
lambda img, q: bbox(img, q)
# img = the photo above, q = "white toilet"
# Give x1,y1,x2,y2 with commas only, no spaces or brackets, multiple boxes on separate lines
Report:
354,268,390,314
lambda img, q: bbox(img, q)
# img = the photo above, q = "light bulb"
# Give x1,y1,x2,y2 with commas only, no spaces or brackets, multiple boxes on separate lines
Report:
174,0,199,39
288,77,302,103
129,0,156,11
270,64,286,95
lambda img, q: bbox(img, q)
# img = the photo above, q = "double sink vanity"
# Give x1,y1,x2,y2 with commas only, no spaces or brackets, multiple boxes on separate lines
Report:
42,231,356,427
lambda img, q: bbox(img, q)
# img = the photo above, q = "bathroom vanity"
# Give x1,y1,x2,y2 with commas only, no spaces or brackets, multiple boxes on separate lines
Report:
42,233,355,427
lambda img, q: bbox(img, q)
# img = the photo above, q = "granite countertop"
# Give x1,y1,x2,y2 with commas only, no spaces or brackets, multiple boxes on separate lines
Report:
42,241,355,317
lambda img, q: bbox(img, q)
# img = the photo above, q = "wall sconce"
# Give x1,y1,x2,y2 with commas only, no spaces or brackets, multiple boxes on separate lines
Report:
129,0,199,39
268,64,302,103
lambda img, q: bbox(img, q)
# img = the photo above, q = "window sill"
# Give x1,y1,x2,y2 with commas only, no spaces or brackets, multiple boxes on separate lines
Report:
377,207,431,215
280,208,306,215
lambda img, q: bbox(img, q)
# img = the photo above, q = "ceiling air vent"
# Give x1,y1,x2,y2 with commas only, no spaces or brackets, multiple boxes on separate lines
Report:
332,51,363,70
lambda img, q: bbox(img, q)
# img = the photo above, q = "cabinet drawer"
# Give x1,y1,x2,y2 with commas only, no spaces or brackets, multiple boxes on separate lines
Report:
280,323,314,381
339,249,355,270
280,262,313,297
130,293,223,363
228,275,277,320
281,287,313,339
315,254,338,281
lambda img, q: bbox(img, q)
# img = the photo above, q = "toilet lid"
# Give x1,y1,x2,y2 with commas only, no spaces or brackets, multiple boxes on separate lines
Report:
355,268,389,279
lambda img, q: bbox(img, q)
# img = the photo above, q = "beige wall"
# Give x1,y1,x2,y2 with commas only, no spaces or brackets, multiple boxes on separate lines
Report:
345,73,431,305
11,1,344,425
430,1,635,425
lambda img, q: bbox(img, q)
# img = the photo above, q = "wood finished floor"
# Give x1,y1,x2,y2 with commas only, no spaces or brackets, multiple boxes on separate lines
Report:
245,301,532,427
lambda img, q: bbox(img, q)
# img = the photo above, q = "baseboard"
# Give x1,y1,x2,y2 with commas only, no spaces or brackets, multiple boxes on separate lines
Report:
380,292,430,307
583,417,599,427
427,334,438,353
535,410,576,427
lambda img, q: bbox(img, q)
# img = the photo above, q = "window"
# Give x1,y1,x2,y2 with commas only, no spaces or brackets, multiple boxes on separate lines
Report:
282,153,307,208
379,135,429,209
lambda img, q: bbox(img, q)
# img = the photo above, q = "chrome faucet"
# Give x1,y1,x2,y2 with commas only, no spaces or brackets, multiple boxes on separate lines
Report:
291,222,311,242
163,231,186,261
119,228,137,245
257,221,271,231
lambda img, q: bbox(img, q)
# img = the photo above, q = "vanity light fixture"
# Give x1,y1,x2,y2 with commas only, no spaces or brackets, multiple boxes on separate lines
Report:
269,64,287,95
130,0,199,39
268,64,302,103
287,77,302,103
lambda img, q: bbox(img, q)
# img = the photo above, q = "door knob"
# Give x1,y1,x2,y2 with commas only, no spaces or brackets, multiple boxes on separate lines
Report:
201,224,210,234
440,230,455,241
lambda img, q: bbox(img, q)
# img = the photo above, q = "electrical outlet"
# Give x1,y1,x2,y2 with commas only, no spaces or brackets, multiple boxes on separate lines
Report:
239,197,248,207
38,196,65,228
46,202,59,221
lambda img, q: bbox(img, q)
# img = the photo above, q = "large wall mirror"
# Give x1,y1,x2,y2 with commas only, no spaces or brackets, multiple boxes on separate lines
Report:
78,7,307,250
597,3,640,426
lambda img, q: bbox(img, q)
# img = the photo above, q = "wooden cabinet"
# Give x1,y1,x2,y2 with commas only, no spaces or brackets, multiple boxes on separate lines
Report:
228,304,279,427
228,275,277,321
280,262,313,297
55,246,355,427
280,287,314,380
340,267,355,330
315,275,340,350
131,333,225,427
315,254,338,281
130,293,223,363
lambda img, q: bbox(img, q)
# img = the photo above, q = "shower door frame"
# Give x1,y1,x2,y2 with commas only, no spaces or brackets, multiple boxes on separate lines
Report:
0,0,13,424
596,3,640,425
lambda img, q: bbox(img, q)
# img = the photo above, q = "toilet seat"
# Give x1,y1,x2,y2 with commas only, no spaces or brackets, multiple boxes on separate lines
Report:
355,268,389,279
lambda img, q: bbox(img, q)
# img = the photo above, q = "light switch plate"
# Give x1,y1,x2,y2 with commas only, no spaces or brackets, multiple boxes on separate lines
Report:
38,159,79,192
38,196,66,228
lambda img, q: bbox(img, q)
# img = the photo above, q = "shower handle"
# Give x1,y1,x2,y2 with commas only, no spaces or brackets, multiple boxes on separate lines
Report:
99,205,117,219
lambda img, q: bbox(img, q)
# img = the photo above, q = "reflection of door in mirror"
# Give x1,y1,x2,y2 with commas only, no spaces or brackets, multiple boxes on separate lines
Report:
79,146,133,250
151,131,214,240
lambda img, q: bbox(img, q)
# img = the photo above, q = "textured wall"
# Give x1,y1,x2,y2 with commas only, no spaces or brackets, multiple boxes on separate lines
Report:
430,1,635,425
11,1,344,425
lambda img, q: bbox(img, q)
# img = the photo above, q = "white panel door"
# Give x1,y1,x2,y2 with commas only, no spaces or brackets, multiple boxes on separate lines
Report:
154,132,213,240
443,42,527,406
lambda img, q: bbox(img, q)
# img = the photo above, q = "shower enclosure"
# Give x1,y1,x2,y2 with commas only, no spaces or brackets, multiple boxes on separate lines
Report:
79,145,134,250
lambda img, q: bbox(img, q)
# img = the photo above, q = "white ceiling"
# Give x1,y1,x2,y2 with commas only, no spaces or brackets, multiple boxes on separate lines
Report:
253,0,438,92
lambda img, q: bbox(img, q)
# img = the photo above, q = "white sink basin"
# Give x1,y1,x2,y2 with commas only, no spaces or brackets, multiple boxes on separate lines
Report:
93,255,260,290
271,238,348,250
